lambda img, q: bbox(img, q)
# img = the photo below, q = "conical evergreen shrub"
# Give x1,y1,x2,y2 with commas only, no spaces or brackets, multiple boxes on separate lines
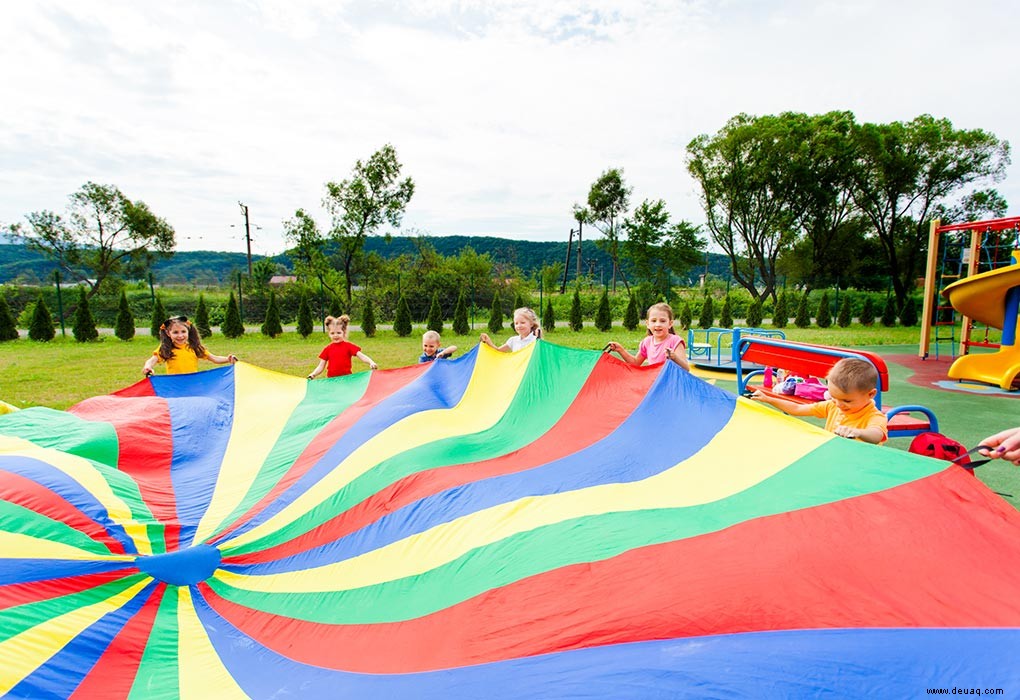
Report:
261,291,282,337
860,296,876,326
427,293,443,333
718,295,733,328
595,289,612,331
195,294,212,338
794,292,812,328
816,291,832,329
513,293,525,312
487,291,503,334
115,290,135,341
452,292,469,336
72,287,99,342
698,296,714,329
773,291,789,328
29,295,55,341
881,296,898,327
328,296,343,318
623,295,639,331
297,292,314,338
569,288,583,331
679,301,692,330
837,294,853,328
543,299,555,333
899,297,918,326
361,298,376,338
150,295,166,338
0,294,19,341
394,296,412,337
222,292,245,338
746,299,763,327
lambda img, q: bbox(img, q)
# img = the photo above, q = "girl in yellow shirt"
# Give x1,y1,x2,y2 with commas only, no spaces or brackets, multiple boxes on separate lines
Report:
142,316,237,376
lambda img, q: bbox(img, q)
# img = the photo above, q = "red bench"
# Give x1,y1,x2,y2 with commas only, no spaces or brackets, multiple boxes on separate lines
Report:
735,337,938,438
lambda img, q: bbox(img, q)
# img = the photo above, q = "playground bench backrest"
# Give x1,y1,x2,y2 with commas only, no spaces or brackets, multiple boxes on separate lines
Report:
735,337,938,439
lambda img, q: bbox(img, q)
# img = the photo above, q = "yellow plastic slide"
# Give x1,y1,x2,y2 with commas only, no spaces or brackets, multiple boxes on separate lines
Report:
942,265,1020,389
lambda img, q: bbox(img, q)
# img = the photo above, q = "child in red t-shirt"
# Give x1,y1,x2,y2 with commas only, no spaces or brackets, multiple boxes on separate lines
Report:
306,315,378,379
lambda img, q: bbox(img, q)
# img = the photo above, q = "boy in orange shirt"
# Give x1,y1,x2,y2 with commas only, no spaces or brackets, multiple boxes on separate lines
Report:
751,357,888,444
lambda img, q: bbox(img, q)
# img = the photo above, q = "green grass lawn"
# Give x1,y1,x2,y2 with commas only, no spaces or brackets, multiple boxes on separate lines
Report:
3,321,1017,508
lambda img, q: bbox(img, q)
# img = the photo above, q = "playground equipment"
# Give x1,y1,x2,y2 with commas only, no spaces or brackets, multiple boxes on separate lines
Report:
734,337,938,438
687,326,785,370
942,264,1020,388
2,346,1019,696
919,216,1020,361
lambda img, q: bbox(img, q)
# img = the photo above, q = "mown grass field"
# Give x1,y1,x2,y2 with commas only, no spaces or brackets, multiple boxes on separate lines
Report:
1,322,924,410
2,320,1018,507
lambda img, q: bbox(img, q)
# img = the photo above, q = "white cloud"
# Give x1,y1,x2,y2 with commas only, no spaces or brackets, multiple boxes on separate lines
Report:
1,0,1017,255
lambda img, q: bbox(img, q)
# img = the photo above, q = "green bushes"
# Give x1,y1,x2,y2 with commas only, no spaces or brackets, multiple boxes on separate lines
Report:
0,294,19,341
452,292,469,336
72,287,99,342
595,290,612,331
222,292,245,338
29,295,55,341
393,296,413,337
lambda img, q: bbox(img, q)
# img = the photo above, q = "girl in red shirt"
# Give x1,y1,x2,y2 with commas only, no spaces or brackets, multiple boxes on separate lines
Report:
307,314,377,379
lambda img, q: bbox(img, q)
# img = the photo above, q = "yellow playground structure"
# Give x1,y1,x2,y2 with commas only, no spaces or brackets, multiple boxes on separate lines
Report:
920,216,1020,389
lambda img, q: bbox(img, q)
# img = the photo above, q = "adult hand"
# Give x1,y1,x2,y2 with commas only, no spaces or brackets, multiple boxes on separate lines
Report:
978,427,1020,465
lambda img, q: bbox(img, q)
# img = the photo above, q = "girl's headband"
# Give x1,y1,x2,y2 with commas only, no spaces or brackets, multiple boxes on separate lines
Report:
160,315,191,331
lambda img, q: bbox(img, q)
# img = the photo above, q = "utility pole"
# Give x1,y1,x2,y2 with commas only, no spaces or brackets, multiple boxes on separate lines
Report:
238,201,253,276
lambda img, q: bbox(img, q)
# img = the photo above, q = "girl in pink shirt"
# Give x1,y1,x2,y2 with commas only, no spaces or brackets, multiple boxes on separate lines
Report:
606,302,690,370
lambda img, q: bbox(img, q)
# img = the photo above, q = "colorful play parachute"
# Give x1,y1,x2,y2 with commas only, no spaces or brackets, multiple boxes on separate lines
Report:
2,341,1020,698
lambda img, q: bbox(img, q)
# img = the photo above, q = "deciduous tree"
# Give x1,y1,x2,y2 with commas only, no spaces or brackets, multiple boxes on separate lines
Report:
12,182,175,297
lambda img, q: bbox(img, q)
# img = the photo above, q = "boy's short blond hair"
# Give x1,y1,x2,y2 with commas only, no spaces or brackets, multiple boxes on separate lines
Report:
422,330,441,342
827,358,878,394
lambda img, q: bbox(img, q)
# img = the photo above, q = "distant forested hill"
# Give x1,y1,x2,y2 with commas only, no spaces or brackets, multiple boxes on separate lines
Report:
0,238,731,286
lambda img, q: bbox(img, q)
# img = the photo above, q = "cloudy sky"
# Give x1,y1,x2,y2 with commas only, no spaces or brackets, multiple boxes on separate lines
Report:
2,0,1017,256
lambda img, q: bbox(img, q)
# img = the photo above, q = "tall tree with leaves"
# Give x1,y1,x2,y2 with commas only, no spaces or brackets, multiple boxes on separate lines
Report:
850,115,1009,307
12,182,175,297
194,294,212,338
150,296,166,338
115,290,135,341
687,113,809,303
452,291,469,336
222,292,245,339
623,199,704,294
322,144,415,307
427,292,444,333
297,292,314,338
261,291,283,337
29,295,55,341
586,168,632,292
0,294,19,341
